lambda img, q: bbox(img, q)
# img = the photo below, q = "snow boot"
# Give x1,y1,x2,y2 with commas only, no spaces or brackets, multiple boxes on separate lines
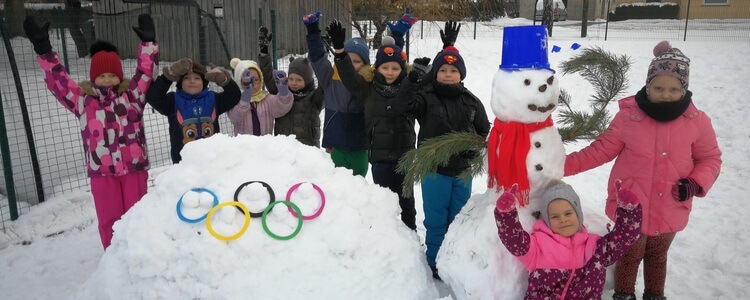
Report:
612,292,636,300
430,267,442,281
643,293,667,300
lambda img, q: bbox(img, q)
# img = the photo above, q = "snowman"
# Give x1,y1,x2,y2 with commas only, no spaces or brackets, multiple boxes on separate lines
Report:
487,25,564,215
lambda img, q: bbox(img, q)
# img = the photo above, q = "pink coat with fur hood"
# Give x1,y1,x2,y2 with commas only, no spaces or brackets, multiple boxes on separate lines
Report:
565,96,722,236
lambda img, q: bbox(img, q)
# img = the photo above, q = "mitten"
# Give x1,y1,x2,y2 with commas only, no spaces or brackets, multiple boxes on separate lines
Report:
162,58,192,82
408,57,431,83
240,69,256,93
302,11,322,35
496,184,519,212
440,21,461,49
258,26,273,55
23,16,52,55
672,177,701,202
205,66,232,87
387,13,418,37
132,14,156,43
273,70,290,96
326,20,346,50
615,180,639,210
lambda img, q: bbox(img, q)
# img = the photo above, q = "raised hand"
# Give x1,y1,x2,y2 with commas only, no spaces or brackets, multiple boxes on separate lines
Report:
325,20,346,50
408,57,431,84
302,11,322,34
162,58,192,82
23,16,52,55
615,180,640,209
205,65,232,87
440,21,461,49
672,177,701,202
495,184,519,212
240,69,256,92
258,26,273,54
273,70,290,96
132,14,156,42
387,13,418,37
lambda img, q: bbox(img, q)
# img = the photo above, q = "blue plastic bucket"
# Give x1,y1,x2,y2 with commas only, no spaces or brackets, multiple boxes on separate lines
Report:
499,25,554,72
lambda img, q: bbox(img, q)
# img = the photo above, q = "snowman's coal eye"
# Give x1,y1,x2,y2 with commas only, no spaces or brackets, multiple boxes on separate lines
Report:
524,79,531,86
547,76,554,85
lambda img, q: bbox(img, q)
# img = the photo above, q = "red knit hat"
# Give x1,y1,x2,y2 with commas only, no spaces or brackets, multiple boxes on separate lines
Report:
89,41,123,83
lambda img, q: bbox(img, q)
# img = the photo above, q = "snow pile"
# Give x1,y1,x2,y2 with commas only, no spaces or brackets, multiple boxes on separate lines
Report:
72,134,438,299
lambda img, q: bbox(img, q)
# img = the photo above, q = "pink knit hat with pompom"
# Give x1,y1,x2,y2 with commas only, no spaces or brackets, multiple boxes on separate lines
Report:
646,40,690,90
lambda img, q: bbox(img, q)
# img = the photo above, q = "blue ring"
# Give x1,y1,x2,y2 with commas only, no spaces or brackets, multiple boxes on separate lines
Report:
176,188,219,223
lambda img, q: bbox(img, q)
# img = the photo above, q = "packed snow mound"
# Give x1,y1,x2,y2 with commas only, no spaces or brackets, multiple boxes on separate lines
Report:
72,134,439,299
438,188,611,300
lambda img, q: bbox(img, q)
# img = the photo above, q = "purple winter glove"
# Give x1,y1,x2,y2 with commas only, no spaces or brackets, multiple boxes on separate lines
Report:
273,70,290,96
302,11,322,35
239,70,256,102
672,177,701,202
615,180,640,210
495,184,518,213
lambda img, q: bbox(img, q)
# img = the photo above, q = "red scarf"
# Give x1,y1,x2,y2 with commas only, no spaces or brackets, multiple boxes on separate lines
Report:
487,116,553,206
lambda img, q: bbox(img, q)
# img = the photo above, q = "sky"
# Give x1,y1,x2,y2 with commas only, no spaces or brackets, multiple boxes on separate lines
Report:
1,17,749,300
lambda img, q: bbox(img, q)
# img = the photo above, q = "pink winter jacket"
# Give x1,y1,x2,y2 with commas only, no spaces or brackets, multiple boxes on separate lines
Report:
227,92,293,136
38,42,158,178
565,96,722,236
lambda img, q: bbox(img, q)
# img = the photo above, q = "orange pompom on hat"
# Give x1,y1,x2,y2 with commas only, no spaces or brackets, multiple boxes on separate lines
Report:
89,40,123,83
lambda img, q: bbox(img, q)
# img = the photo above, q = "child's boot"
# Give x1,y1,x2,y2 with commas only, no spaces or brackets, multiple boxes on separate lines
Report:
643,293,667,300
612,292,636,300
430,267,442,281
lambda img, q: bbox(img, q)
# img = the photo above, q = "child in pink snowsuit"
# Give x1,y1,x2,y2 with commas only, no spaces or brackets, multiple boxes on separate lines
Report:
24,15,158,250
494,181,642,299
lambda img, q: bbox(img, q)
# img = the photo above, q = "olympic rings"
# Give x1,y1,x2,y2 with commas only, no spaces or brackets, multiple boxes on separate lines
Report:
286,182,326,220
233,181,276,218
176,188,219,223
262,201,303,240
206,201,251,241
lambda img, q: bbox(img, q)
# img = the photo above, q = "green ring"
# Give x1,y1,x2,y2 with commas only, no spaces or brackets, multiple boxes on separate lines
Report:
261,201,303,240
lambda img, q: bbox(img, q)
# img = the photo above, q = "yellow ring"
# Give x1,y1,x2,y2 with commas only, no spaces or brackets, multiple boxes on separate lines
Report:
206,201,251,241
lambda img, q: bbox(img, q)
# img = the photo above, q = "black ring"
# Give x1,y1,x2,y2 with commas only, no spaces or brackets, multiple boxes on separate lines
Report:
233,181,276,218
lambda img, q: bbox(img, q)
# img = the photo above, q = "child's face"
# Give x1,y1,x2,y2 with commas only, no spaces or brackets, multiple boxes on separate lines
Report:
647,75,684,103
287,73,306,92
377,62,402,85
349,53,366,72
94,73,121,88
181,72,204,95
547,199,579,237
436,64,461,85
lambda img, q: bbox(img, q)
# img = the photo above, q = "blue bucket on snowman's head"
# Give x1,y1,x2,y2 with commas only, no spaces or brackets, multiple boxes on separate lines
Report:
499,25,555,73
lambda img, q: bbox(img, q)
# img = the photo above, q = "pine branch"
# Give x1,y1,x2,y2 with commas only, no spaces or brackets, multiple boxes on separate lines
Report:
396,132,487,197
557,46,631,144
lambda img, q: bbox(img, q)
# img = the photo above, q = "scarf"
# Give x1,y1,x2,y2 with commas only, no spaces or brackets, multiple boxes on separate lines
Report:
487,116,554,206
635,86,692,122
432,82,464,98
373,71,405,98
249,89,269,103
292,82,315,101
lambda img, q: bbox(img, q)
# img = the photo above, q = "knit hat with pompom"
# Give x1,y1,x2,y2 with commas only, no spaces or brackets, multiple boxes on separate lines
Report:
89,40,123,83
647,40,690,90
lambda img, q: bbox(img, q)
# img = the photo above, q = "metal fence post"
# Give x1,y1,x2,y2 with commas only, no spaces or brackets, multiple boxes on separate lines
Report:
0,14,46,205
0,90,19,220
271,10,278,70
684,0,692,41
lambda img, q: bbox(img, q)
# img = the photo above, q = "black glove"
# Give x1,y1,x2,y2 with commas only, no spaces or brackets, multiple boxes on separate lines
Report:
258,26,273,55
326,20,346,50
440,20,461,49
23,16,52,55
408,57,431,84
132,14,156,42
672,177,701,202
302,11,322,35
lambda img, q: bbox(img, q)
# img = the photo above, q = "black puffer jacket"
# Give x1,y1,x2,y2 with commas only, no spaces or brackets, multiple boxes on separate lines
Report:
395,80,491,176
259,54,325,147
334,53,416,163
